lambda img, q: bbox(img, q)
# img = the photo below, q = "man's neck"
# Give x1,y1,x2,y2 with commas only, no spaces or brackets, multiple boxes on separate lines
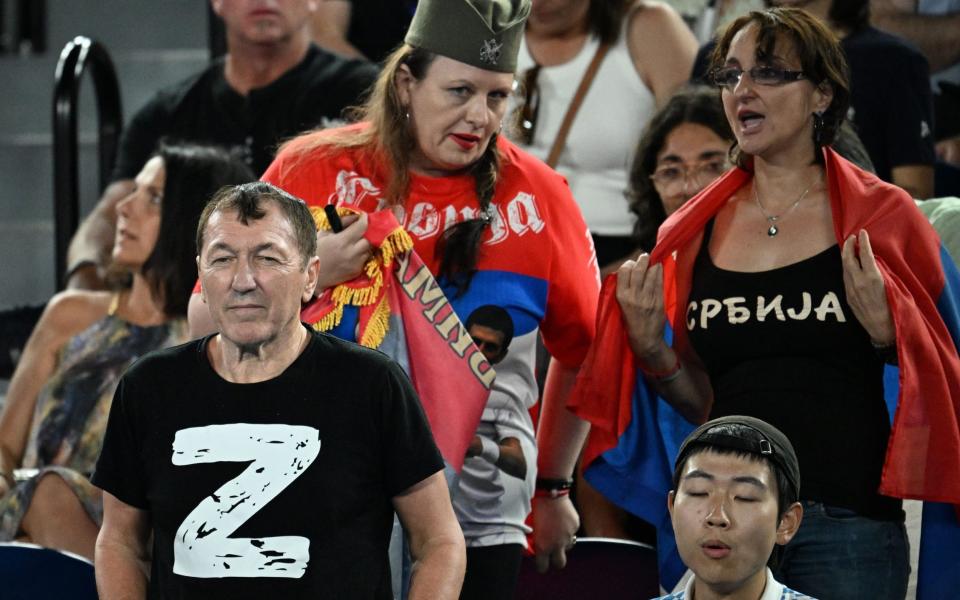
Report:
223,32,311,96
209,322,309,384
690,567,769,600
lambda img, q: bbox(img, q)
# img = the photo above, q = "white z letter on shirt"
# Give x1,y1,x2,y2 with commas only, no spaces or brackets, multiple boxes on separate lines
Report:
171,424,321,579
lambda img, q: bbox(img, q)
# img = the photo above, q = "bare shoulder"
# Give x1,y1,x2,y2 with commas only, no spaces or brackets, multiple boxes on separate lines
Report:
626,1,696,59
626,1,697,95
38,290,113,343
627,1,688,35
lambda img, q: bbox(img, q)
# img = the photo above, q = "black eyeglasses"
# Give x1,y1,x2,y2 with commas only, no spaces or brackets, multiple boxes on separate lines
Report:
517,64,542,146
710,65,805,90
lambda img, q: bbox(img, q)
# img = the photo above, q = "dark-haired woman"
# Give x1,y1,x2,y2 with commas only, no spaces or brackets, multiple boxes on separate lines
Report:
629,85,734,251
0,144,253,560
260,1,599,597
511,0,696,268
573,85,733,541
540,7,960,598
692,0,936,198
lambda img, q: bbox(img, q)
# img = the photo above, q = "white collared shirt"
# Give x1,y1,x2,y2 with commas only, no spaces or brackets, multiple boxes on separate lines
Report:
653,568,817,600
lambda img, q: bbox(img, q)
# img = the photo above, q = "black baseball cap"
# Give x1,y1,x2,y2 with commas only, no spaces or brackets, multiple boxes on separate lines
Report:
675,415,801,500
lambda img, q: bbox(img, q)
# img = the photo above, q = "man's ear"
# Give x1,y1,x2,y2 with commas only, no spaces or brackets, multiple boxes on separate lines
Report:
394,64,415,108
775,501,803,546
302,255,321,303
210,0,224,18
667,490,676,519
196,256,206,303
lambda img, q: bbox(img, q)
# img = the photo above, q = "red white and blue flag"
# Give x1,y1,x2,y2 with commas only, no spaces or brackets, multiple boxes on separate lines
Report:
570,148,960,593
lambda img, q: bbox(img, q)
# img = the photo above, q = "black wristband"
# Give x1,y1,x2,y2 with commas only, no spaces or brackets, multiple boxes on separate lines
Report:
535,477,573,492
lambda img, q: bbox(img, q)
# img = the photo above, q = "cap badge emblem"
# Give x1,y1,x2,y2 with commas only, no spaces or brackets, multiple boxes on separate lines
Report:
480,38,503,65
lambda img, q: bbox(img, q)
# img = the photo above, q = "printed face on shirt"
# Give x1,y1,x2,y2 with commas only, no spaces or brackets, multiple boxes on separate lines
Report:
720,23,832,164
395,55,514,176
211,0,317,46
653,122,732,216
198,201,319,349
668,450,800,596
113,155,164,269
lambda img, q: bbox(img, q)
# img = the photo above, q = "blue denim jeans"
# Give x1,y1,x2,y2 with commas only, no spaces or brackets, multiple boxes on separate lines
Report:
774,501,909,600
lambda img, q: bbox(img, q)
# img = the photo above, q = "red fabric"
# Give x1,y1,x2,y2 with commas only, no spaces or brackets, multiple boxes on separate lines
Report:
572,147,960,503
388,252,492,472
263,126,600,369
363,208,403,246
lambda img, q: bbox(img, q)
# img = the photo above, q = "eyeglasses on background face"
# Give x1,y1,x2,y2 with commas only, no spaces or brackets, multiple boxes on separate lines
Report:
650,158,730,191
710,65,806,90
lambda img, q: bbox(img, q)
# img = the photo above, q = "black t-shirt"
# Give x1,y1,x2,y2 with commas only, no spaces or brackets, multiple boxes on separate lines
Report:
112,45,378,179
841,26,935,183
347,0,417,64
687,221,902,521
692,28,935,184
92,329,444,599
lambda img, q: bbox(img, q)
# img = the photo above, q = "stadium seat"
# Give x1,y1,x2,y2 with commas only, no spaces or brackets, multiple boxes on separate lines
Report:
515,537,659,599
0,542,98,599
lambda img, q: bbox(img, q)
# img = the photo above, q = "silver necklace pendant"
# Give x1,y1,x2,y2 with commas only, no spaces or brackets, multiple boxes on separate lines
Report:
768,224,779,236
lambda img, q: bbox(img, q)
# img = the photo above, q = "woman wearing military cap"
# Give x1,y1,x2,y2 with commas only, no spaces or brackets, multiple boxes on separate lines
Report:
261,0,599,597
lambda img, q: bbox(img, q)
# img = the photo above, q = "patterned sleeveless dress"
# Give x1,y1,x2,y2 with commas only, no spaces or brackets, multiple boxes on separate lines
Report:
0,295,187,537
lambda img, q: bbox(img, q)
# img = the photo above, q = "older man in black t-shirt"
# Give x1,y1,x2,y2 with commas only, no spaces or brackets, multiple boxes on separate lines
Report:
92,183,465,599
66,0,378,290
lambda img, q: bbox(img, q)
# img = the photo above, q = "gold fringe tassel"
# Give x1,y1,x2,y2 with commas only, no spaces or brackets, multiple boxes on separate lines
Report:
312,303,344,333
359,293,392,348
379,227,414,267
307,208,411,349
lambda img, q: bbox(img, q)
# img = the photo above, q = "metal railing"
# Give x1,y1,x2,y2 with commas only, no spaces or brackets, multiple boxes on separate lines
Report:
52,36,122,289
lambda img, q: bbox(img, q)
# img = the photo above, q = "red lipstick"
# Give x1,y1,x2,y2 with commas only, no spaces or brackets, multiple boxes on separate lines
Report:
450,133,480,150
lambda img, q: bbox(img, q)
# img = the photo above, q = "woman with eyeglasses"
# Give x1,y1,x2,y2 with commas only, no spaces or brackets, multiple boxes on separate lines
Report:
691,0,936,199
629,85,734,252
536,8,960,597
572,85,733,542
0,144,253,561
510,0,697,270
258,1,601,597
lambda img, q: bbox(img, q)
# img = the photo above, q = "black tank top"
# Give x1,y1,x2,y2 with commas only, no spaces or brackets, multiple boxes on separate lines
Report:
687,220,902,521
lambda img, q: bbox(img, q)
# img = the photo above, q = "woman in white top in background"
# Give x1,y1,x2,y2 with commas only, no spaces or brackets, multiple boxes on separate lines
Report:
511,0,697,271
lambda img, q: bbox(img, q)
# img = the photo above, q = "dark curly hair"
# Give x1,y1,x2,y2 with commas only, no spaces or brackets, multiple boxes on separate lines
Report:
628,86,733,251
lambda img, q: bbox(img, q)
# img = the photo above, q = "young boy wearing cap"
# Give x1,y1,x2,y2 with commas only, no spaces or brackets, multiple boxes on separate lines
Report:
657,416,815,600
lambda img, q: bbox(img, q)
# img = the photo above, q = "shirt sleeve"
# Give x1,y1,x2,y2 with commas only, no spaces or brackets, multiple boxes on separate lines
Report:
261,142,325,206
324,60,378,117
882,49,936,169
110,93,172,182
539,175,601,368
377,360,444,497
90,374,149,509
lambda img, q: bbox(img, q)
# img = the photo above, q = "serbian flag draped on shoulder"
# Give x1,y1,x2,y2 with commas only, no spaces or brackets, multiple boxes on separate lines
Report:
568,147,960,593
302,205,493,472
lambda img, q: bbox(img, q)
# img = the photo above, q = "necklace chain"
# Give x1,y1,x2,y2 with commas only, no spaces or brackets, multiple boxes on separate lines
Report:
754,178,816,237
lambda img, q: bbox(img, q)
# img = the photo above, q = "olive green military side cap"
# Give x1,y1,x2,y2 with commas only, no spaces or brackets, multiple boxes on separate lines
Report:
404,0,532,73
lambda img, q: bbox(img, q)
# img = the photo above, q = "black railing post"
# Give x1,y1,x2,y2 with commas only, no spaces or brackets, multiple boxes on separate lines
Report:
52,36,123,289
